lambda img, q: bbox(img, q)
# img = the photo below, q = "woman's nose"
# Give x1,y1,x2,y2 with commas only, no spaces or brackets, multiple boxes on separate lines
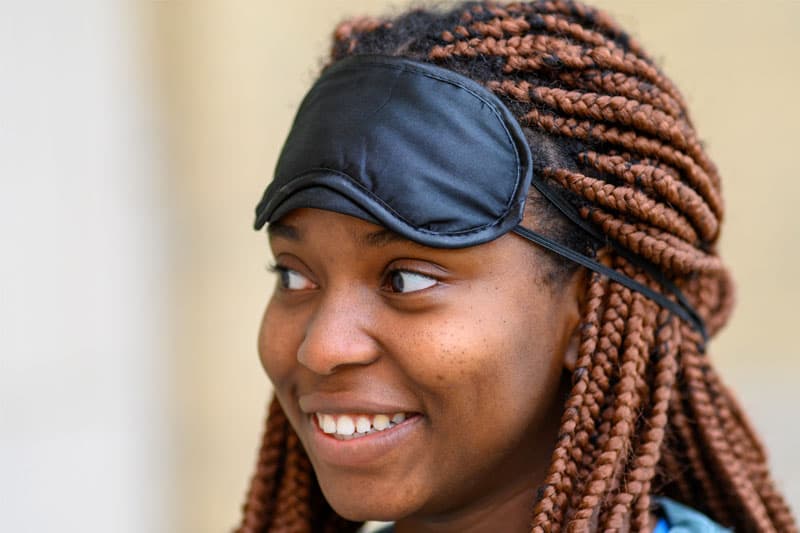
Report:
296,286,380,375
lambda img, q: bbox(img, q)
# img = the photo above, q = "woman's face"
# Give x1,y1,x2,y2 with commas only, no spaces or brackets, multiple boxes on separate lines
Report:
259,207,583,525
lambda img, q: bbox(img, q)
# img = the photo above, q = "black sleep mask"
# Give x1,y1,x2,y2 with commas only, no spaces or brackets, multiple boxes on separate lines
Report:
254,54,707,344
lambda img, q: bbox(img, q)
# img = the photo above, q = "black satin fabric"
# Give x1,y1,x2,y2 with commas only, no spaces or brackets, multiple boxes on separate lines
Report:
254,54,533,248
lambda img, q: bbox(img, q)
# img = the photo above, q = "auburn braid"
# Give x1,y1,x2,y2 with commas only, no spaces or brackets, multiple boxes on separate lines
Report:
239,1,797,531
239,396,288,531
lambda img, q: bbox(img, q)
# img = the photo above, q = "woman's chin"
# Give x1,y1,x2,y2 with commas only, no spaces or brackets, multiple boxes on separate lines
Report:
319,482,420,523
327,499,408,523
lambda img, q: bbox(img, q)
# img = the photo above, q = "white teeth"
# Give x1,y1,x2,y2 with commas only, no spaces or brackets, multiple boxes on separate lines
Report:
355,416,371,433
336,415,355,436
321,414,337,434
314,412,411,438
373,414,391,431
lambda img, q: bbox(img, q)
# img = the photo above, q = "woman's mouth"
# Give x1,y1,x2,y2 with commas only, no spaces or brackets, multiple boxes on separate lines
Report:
306,409,424,468
299,393,425,466
313,412,414,440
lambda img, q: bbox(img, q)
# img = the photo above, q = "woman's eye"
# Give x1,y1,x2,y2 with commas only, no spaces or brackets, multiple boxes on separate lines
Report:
386,270,437,294
270,265,316,291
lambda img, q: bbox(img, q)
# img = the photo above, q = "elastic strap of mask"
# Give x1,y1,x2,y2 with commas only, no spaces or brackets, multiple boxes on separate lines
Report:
513,179,708,349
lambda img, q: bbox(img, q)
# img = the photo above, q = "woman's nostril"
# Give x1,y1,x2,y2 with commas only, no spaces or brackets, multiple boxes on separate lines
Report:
296,312,380,374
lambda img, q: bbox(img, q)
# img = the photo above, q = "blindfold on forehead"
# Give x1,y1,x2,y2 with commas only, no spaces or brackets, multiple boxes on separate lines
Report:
254,54,708,344
254,54,532,248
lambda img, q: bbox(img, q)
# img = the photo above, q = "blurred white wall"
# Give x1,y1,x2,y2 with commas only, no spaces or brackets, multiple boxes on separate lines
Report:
0,1,173,531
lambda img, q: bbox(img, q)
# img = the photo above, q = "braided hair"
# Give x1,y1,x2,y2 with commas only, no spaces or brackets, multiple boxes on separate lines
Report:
238,2,797,531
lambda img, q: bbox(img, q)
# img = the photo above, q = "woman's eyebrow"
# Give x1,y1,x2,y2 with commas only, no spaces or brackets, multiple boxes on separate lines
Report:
359,228,408,248
267,221,300,240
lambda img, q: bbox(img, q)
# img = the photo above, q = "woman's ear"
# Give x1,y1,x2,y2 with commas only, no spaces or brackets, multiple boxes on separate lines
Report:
561,270,586,373
562,319,581,372
563,247,610,372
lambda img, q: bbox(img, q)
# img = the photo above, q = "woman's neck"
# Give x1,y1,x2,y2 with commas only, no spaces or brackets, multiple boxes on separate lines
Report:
394,481,538,533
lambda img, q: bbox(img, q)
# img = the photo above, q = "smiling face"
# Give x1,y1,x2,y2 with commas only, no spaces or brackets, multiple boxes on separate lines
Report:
258,207,585,529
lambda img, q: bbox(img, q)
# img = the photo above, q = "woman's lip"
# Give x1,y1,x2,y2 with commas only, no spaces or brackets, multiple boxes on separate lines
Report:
305,413,424,468
298,391,420,416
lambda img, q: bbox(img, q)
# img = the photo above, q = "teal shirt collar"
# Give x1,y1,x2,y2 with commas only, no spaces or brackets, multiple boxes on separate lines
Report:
655,497,731,532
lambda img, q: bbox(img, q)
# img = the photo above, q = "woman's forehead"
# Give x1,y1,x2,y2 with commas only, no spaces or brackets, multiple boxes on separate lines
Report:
269,208,433,251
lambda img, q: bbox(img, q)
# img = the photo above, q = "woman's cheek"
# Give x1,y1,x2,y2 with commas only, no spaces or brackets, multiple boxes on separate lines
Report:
257,303,300,384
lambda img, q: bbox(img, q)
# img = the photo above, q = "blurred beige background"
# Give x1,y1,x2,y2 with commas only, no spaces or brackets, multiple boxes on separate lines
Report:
152,1,800,531
3,1,797,532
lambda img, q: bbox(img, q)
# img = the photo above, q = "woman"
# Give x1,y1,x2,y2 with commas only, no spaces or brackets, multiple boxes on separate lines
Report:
238,1,797,531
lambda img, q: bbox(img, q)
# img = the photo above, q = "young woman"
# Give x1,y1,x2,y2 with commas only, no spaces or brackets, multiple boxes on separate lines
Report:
237,2,797,531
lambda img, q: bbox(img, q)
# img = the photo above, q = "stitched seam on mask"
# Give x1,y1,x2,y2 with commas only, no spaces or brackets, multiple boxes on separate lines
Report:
272,168,518,238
